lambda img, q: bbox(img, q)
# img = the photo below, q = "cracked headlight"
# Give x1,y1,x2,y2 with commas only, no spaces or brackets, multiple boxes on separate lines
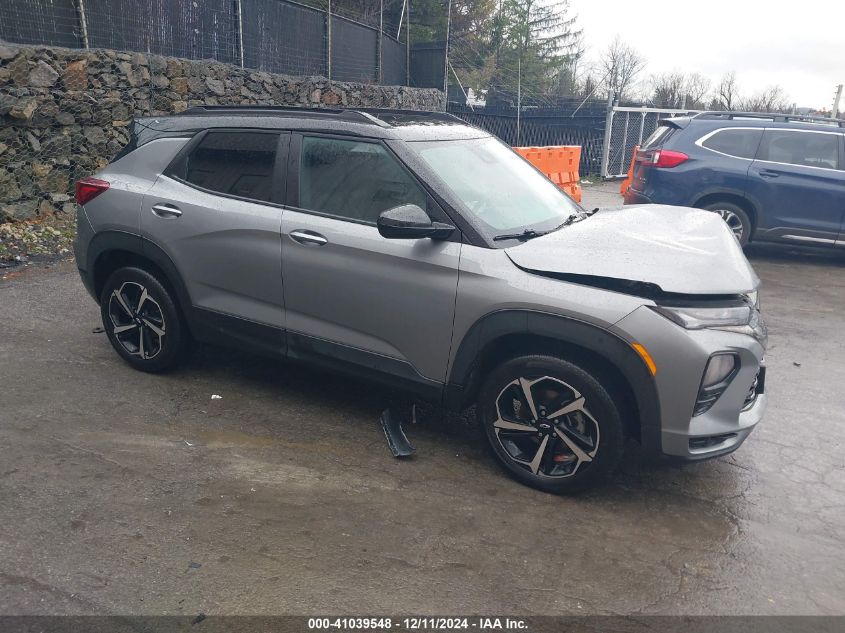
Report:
649,304,752,330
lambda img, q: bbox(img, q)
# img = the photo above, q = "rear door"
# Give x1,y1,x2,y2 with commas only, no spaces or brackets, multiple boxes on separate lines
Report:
280,133,461,389
746,128,845,245
141,130,288,353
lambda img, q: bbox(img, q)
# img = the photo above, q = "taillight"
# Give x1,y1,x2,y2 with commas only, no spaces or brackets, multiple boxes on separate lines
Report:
637,149,689,168
75,177,110,205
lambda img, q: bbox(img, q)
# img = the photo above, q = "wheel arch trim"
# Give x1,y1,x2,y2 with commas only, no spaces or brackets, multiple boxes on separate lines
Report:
86,231,193,321
445,310,662,451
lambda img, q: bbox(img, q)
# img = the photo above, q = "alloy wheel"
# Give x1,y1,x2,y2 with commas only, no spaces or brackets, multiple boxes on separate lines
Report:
711,208,744,241
107,281,166,360
492,376,600,478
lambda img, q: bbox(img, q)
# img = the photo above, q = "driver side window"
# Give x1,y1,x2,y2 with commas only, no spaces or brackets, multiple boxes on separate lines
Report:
298,136,427,224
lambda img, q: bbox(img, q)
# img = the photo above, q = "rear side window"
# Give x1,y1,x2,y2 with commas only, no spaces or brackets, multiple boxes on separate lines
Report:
757,130,840,170
641,125,676,150
700,128,763,159
184,131,279,202
298,136,426,224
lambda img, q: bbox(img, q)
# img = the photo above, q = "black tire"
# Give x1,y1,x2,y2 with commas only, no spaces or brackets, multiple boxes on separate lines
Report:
479,355,625,494
700,201,751,246
99,266,189,373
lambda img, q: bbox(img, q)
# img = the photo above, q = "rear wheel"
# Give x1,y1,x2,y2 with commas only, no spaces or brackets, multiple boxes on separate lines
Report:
100,267,188,373
479,355,625,494
701,201,751,245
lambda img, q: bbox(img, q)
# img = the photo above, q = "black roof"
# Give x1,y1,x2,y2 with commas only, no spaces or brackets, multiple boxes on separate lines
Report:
132,105,488,145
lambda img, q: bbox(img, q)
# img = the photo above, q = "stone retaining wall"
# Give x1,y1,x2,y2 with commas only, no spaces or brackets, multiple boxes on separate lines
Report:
0,42,444,222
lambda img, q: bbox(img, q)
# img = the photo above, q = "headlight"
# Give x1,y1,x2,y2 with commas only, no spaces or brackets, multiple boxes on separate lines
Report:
650,304,752,330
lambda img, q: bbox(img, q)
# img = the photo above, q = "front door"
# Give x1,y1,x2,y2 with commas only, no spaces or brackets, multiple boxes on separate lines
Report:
280,133,461,391
141,130,288,354
747,128,845,245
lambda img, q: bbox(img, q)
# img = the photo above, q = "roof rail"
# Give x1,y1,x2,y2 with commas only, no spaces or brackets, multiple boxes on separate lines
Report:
355,107,463,124
179,104,378,125
693,111,845,128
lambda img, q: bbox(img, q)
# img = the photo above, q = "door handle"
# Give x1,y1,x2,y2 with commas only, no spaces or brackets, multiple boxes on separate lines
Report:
289,230,328,246
151,203,183,218
758,169,780,179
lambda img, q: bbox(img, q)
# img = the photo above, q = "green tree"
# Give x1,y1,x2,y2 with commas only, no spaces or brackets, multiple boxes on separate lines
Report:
487,0,581,105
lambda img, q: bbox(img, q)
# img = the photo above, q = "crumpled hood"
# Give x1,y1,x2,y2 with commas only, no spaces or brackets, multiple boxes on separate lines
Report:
505,205,759,296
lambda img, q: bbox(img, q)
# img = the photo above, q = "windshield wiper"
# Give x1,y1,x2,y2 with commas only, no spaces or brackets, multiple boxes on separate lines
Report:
492,228,545,242
492,209,598,242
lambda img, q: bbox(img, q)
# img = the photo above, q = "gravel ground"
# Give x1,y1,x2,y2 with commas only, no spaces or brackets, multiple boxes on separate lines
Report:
0,213,75,274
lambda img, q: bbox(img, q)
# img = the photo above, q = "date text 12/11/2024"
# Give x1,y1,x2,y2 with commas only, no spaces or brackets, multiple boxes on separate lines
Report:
307,618,530,630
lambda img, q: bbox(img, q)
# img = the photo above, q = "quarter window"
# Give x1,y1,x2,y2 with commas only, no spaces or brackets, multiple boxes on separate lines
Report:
184,131,279,202
700,129,763,159
757,130,840,169
298,136,426,223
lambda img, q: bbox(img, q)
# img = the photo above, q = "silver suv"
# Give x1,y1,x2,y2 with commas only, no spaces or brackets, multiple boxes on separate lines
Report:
73,106,767,494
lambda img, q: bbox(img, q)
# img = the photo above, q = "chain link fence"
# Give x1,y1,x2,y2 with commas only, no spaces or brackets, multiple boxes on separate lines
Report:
0,0,409,86
601,106,701,178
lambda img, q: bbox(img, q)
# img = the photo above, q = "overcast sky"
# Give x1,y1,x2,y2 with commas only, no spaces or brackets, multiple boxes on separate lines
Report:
570,0,845,110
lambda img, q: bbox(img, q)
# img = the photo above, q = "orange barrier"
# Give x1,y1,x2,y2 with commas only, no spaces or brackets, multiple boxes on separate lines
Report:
619,145,639,195
514,145,582,203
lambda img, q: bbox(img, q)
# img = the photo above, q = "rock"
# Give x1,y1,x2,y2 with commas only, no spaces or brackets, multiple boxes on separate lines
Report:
172,100,188,113
0,44,17,60
151,74,170,89
25,132,41,152
0,183,22,203
32,163,52,178
9,98,38,121
0,143,7,155
28,60,59,87
206,78,225,96
322,90,340,105
62,202,76,214
0,93,15,115
310,88,321,103
42,135,71,155
83,126,106,145
51,193,71,203
55,111,75,126
63,59,88,91
170,76,188,95
38,199,55,216
1,201,37,222
7,56,32,85
149,55,168,74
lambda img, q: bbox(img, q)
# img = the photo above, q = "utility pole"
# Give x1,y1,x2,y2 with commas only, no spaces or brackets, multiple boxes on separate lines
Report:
833,84,843,118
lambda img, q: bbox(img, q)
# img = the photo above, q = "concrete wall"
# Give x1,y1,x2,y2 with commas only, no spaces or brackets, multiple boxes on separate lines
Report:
0,42,444,222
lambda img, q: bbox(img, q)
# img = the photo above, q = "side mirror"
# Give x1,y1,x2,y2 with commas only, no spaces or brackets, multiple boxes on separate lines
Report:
377,204,455,240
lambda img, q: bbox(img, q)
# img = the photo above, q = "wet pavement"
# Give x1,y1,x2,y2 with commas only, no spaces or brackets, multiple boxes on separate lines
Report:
1,239,844,616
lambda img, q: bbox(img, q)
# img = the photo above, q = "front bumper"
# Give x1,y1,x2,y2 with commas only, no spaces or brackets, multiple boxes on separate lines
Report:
613,305,767,461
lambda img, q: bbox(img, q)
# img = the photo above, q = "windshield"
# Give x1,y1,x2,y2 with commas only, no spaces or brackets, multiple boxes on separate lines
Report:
409,137,582,240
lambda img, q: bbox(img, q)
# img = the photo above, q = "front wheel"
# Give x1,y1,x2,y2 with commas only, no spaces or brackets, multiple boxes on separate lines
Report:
479,355,625,494
701,201,751,246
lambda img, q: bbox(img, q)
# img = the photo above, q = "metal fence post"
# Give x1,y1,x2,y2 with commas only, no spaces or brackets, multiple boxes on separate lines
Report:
75,0,90,49
326,0,332,81
405,0,410,86
377,0,383,84
235,0,245,68
600,93,615,179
